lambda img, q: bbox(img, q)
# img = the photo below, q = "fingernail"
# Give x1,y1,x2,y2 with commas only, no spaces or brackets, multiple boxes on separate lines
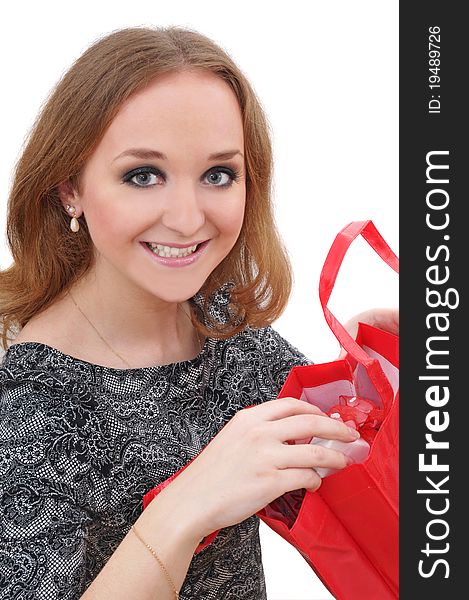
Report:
348,427,360,439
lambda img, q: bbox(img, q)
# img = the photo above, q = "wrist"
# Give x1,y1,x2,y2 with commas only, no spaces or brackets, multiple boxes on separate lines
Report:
143,476,208,546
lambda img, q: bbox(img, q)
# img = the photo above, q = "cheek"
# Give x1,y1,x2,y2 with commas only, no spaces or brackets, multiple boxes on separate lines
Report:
85,203,123,242
212,195,246,239
82,187,145,243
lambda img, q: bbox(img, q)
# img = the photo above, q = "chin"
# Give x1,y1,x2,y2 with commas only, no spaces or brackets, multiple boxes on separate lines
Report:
146,280,205,304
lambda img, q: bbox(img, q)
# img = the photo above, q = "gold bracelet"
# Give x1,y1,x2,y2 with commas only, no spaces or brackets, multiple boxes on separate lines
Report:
131,524,179,599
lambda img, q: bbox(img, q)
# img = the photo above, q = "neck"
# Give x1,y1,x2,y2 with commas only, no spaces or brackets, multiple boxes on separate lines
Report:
65,260,199,359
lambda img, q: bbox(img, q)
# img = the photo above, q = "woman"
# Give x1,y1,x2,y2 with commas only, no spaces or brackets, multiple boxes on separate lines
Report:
0,27,397,599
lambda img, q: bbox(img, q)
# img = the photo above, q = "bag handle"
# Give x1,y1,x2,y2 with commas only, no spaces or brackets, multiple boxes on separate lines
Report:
319,220,399,391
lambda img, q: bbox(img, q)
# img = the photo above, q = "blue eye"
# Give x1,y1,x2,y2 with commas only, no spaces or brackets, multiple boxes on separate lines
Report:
123,166,162,188
204,167,240,188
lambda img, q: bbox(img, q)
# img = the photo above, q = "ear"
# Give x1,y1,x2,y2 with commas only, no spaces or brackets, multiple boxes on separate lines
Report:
58,179,83,218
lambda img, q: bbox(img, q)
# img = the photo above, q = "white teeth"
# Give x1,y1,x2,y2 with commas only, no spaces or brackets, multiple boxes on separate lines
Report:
145,242,198,258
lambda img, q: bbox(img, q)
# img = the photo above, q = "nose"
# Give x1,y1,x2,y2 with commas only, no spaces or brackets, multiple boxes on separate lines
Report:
160,181,206,237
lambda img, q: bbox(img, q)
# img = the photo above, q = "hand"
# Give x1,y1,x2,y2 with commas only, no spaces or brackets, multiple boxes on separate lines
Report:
339,307,399,358
164,397,360,539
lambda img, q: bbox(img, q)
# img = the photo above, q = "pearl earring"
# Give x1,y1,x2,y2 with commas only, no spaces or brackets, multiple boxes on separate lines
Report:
66,204,80,232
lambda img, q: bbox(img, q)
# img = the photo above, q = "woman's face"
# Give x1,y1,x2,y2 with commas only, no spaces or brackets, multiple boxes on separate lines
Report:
63,69,246,303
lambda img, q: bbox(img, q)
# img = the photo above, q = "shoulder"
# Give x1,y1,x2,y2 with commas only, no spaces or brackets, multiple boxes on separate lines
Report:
246,325,312,361
242,325,313,381
194,282,313,391
0,351,69,455
1,344,62,393
11,294,69,344
4,294,92,360
1,342,95,420
210,324,312,405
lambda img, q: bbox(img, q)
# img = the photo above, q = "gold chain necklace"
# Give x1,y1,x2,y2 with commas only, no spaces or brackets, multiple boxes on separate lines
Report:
67,291,204,369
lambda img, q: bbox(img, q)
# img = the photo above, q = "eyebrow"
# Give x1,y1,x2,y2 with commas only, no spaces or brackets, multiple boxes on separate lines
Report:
113,148,244,162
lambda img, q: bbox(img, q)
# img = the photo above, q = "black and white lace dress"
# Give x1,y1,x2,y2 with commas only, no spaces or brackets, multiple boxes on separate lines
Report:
0,285,312,599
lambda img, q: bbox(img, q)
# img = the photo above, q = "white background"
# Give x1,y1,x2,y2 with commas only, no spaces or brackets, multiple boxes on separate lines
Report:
0,2,398,598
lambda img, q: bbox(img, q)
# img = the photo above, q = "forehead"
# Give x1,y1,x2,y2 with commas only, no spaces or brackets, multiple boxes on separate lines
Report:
98,70,244,157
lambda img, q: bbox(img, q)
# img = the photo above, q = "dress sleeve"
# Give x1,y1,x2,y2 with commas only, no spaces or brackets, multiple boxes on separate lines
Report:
248,325,314,400
0,373,90,600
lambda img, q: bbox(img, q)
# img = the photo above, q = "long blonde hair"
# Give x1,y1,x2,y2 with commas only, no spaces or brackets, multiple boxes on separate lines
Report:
0,26,293,350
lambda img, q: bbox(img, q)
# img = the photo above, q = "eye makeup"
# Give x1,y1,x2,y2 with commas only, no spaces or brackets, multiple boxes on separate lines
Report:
121,164,242,189
122,166,162,188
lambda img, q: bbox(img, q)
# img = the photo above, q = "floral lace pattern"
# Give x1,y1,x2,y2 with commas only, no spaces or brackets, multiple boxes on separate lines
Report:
0,286,312,599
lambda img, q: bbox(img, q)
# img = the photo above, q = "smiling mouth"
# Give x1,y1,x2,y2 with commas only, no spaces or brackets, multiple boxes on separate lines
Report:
143,241,204,258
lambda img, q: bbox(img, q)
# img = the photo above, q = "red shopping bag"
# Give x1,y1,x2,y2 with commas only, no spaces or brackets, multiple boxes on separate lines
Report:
257,220,399,599
143,220,399,598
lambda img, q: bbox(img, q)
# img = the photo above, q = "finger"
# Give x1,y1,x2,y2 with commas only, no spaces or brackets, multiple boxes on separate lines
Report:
277,467,322,493
244,397,327,422
269,413,360,443
275,443,350,471
374,307,399,334
338,307,399,359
